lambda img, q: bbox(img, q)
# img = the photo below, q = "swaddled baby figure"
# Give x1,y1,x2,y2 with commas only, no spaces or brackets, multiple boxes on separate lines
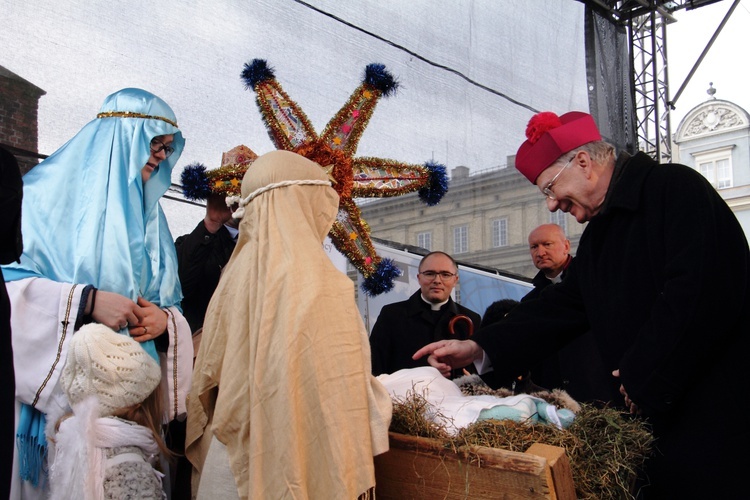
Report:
48,323,168,499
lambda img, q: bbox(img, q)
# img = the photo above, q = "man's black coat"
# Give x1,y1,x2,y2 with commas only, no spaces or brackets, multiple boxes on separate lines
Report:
474,152,750,497
370,290,480,377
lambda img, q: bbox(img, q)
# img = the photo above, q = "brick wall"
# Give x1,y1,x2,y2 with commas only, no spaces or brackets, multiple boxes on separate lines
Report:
0,67,45,174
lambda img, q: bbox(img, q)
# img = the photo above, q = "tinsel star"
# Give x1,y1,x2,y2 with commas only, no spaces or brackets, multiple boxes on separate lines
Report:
241,59,448,296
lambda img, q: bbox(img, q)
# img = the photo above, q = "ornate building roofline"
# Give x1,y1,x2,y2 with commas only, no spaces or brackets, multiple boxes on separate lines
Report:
674,98,749,143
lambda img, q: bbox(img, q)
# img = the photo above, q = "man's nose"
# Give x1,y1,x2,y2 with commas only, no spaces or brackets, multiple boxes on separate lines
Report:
546,197,559,211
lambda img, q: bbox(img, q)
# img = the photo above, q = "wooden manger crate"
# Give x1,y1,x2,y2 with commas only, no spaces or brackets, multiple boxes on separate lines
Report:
374,432,576,500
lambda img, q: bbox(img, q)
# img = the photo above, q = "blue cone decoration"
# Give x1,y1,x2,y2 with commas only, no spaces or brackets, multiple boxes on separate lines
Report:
361,258,402,296
241,59,275,89
364,63,399,97
418,161,449,206
180,162,211,201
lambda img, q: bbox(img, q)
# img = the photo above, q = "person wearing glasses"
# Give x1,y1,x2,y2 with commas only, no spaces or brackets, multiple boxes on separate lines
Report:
413,110,750,498
369,251,481,377
2,88,193,498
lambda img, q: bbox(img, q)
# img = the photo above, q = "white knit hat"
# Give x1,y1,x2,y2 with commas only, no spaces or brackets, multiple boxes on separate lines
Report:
61,323,162,416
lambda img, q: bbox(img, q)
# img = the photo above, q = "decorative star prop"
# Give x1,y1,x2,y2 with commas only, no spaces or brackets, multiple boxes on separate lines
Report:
241,58,449,296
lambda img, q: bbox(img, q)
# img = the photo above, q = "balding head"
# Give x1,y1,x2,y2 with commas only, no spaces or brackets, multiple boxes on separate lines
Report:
528,224,570,279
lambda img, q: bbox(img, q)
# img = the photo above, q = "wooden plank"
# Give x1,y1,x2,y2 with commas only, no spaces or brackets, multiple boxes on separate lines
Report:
526,443,576,500
375,432,562,499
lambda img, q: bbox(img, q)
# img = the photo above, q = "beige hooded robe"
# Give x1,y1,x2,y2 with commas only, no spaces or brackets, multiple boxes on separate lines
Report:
186,150,391,499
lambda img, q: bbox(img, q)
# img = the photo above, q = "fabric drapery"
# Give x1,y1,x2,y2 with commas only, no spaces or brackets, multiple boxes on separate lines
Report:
186,150,391,499
3,88,186,337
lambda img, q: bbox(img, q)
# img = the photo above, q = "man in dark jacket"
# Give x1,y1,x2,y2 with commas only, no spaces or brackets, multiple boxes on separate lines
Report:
524,223,571,298
369,251,480,378
176,145,257,334
175,193,238,333
414,110,750,498
523,224,618,404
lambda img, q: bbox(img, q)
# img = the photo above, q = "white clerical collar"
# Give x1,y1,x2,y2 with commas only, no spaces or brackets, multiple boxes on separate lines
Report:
225,224,239,241
421,294,449,311
550,273,563,284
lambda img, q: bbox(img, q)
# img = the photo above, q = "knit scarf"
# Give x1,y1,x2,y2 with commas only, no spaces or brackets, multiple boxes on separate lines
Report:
48,397,160,500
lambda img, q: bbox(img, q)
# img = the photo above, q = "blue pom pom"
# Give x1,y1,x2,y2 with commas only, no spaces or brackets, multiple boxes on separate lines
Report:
364,63,399,97
180,163,211,200
241,59,275,89
361,258,402,296
418,161,449,206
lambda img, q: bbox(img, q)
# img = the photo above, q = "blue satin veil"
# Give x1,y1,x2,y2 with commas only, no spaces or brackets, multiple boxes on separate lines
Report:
3,88,186,325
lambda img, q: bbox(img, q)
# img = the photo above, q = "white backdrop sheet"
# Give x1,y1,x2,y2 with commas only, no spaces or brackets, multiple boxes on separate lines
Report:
1,0,588,235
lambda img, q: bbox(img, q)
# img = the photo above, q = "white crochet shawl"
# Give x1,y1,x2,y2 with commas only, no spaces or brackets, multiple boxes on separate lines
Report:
48,396,160,500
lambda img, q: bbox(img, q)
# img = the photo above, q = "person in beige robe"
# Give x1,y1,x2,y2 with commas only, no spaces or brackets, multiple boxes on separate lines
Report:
186,150,391,499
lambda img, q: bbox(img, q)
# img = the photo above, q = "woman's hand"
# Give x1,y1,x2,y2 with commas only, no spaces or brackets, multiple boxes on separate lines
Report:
90,290,143,331
128,296,169,342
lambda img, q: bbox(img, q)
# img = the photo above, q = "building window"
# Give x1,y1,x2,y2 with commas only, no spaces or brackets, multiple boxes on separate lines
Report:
453,225,468,254
549,210,568,234
417,231,432,251
694,147,733,189
491,218,508,248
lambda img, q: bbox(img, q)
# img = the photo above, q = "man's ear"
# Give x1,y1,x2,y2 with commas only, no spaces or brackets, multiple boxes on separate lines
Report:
576,150,594,179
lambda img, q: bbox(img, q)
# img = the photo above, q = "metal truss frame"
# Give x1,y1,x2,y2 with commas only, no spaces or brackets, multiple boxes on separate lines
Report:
579,0,728,161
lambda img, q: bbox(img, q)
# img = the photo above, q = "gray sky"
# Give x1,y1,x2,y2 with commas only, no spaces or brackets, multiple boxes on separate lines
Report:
667,1,750,125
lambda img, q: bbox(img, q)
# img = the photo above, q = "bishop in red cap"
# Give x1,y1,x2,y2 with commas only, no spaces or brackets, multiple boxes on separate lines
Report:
414,109,750,498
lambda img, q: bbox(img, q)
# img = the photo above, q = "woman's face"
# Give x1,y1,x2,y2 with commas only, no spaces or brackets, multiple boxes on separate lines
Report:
141,134,175,183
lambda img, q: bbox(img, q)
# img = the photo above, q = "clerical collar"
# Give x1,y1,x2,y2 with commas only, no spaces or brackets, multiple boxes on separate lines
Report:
225,224,239,241
421,294,449,311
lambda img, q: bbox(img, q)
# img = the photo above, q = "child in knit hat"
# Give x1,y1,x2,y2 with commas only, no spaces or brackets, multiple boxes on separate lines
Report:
47,324,167,500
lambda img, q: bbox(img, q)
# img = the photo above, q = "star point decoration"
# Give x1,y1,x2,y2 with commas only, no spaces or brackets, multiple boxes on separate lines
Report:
181,145,259,201
241,58,448,296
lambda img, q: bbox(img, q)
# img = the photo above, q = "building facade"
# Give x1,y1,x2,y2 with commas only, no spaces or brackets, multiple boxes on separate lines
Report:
673,89,750,240
0,65,45,174
359,160,584,280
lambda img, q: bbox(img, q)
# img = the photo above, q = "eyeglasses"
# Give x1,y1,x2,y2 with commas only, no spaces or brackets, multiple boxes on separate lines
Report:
541,154,575,200
150,138,175,158
419,270,457,281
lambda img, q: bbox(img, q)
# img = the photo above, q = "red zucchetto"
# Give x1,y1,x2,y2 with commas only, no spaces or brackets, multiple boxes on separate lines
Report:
515,111,602,183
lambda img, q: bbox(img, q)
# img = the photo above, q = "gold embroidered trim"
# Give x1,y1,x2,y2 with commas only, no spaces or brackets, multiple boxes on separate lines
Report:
33,284,77,407
96,111,178,128
165,308,179,420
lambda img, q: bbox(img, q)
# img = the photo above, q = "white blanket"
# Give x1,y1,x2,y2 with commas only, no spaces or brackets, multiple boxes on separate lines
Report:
377,367,574,435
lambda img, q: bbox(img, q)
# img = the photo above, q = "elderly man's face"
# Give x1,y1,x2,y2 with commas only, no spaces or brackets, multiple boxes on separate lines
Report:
535,152,602,223
528,225,570,276
418,253,458,303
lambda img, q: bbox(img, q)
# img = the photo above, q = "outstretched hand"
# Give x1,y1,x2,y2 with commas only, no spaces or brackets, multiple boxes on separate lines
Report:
412,339,483,378
128,296,169,342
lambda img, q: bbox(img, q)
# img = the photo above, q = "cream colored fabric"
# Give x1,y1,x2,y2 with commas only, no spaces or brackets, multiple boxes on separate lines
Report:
196,436,240,500
186,150,391,499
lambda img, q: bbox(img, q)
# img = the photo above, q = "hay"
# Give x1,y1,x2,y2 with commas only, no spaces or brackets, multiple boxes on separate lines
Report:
389,382,654,500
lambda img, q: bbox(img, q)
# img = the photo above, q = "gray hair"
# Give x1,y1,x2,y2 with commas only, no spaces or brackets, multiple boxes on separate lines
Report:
551,141,616,168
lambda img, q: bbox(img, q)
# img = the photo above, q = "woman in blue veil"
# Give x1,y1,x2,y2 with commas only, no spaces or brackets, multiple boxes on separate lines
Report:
2,88,194,498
